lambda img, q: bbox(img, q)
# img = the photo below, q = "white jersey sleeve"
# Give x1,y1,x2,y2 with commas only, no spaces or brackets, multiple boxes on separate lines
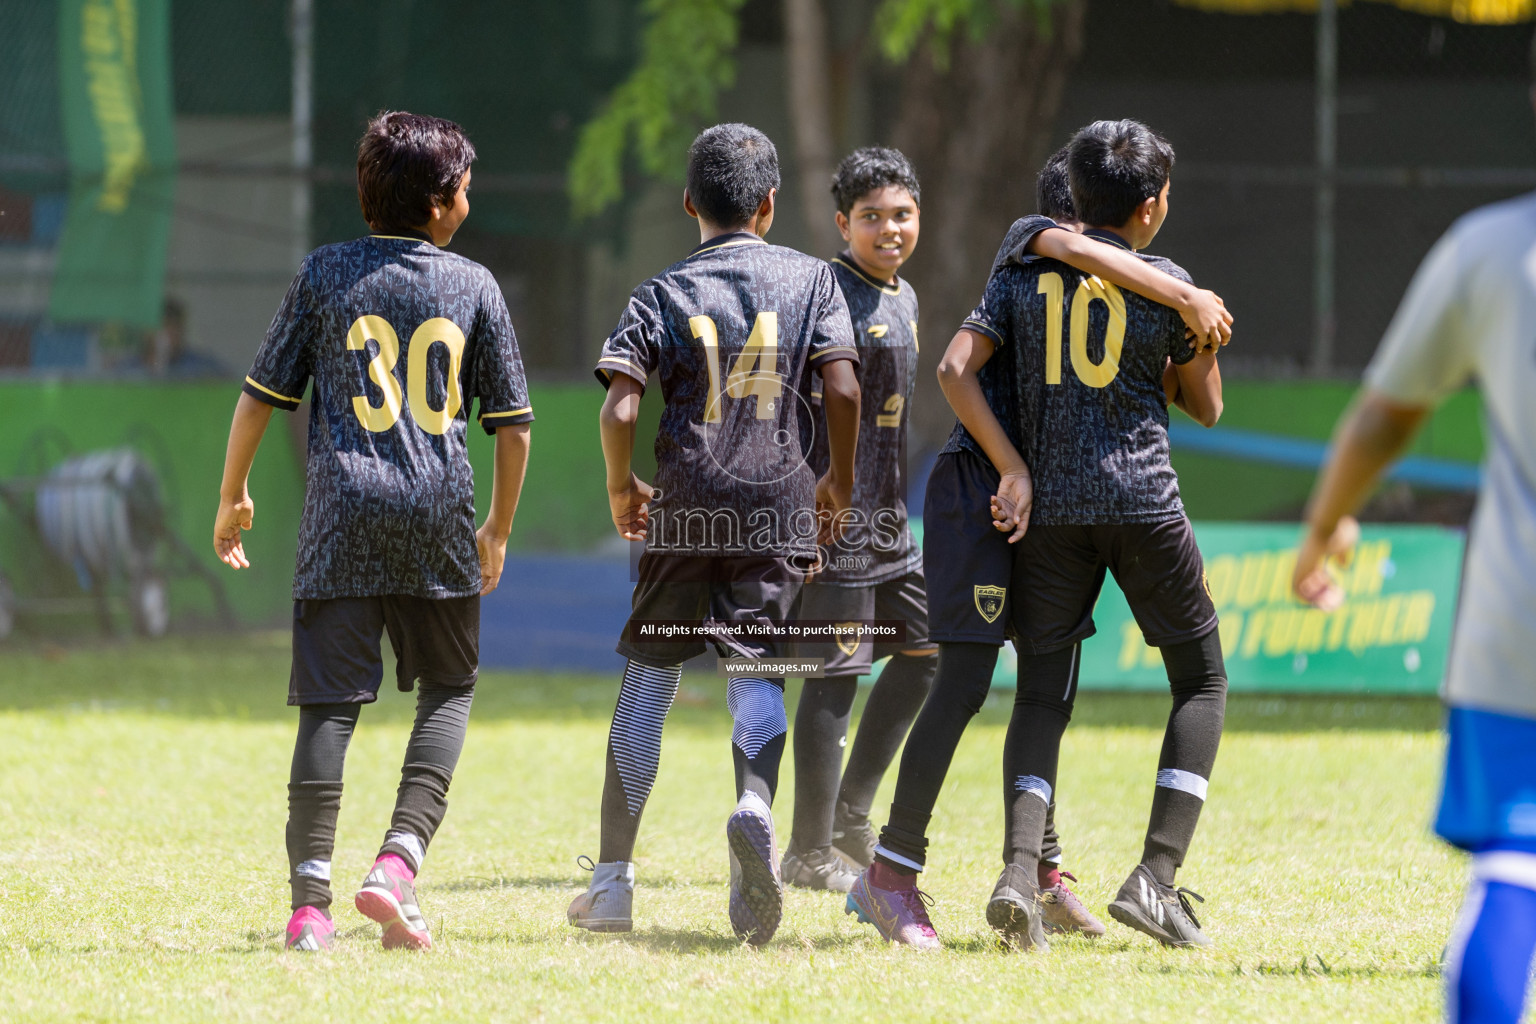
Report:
1363,228,1474,406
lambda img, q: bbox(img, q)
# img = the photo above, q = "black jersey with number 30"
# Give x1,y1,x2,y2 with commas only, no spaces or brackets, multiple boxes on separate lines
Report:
803,255,921,584
243,232,533,600
595,232,858,559
961,228,1196,525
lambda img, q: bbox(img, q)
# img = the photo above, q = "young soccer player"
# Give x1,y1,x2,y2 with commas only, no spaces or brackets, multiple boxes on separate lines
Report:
1293,43,1536,1022
213,112,533,953
782,147,939,895
849,119,1227,951
566,123,860,947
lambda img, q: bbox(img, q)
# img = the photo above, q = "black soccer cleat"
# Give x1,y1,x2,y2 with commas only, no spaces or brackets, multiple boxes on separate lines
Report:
831,801,877,869
986,863,1048,951
781,843,859,893
1107,864,1211,948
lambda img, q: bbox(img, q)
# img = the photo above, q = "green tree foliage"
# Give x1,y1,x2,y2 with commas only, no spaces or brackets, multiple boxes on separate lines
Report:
567,0,749,217
567,0,1063,217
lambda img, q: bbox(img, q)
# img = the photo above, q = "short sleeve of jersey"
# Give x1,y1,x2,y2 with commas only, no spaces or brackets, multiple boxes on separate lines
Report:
595,290,663,388
1155,262,1198,366
466,279,535,434
243,262,316,411
961,268,1014,348
807,264,859,369
995,215,1059,272
1363,228,1473,405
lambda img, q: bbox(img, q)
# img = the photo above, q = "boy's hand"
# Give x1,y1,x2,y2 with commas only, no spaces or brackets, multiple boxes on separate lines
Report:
815,471,853,546
476,522,509,595
1180,289,1233,353
1292,515,1360,612
213,494,255,569
990,469,1033,544
609,472,653,541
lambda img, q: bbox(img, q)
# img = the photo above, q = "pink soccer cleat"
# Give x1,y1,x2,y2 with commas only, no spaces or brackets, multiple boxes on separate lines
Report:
845,863,941,950
355,854,432,950
285,905,336,952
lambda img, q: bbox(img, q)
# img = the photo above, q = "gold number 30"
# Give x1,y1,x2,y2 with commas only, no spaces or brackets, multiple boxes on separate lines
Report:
345,315,467,435
1035,271,1126,389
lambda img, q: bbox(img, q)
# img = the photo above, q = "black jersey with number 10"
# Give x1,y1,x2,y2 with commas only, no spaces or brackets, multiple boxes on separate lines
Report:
595,232,858,560
961,228,1197,525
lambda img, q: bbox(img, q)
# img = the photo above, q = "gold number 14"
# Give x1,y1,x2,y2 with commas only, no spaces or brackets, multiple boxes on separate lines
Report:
689,311,783,422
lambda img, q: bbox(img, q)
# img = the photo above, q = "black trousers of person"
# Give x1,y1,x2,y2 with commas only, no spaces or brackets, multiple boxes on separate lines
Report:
286,680,475,910
878,631,1226,885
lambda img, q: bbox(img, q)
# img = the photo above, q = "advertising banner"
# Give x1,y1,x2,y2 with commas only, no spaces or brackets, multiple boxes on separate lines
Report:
51,0,176,328
1070,522,1465,693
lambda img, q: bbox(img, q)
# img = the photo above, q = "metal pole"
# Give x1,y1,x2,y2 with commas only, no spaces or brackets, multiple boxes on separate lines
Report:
290,0,314,269
1311,0,1337,374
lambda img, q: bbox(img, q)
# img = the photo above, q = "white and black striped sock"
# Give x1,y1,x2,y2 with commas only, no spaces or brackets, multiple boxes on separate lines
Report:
611,661,682,814
727,676,787,804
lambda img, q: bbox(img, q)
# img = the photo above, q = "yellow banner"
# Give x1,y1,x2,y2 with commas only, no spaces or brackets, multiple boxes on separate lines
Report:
1174,0,1533,23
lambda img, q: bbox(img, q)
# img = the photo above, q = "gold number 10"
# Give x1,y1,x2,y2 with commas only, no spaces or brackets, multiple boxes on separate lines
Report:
689,311,784,422
1035,271,1127,389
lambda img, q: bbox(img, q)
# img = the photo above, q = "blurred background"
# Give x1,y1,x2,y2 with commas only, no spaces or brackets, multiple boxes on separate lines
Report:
0,0,1528,685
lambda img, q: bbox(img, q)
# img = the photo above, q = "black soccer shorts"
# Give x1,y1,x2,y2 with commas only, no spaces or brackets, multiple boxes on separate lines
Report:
922,450,1016,645
795,569,937,676
1008,516,1218,655
616,553,801,667
289,594,480,705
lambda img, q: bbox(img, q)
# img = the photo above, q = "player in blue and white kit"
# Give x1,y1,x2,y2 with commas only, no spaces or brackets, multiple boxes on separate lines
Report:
1294,47,1536,1024
213,112,533,953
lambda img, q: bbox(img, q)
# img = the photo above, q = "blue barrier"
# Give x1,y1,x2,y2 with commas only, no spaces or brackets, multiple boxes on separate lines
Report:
480,553,633,673
1168,424,1481,492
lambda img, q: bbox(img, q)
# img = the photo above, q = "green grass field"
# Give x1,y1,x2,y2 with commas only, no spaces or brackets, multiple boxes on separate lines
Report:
0,635,1463,1023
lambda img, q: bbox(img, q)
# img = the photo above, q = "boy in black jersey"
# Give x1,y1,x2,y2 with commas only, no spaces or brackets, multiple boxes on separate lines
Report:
213,112,533,952
781,148,939,895
850,123,1227,950
567,124,860,947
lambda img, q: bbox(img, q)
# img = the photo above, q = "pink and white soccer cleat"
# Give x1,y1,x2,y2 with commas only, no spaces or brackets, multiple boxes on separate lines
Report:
845,863,941,950
354,854,432,950
285,905,336,952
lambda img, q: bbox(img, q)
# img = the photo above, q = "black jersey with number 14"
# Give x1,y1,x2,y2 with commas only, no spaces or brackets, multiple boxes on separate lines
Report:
595,232,858,560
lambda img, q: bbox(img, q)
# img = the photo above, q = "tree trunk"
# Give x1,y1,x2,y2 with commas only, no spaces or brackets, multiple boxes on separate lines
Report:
891,0,1086,446
783,0,842,259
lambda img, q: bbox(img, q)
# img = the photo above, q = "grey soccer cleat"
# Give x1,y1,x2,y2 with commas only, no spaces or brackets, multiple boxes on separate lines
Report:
1040,870,1106,937
568,857,635,933
986,863,1048,951
831,802,877,869
781,843,859,893
726,791,783,946
1107,864,1211,948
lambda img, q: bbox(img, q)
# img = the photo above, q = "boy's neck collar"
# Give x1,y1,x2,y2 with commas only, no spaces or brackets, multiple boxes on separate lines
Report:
371,227,436,245
833,251,902,293
689,230,766,257
1082,227,1136,251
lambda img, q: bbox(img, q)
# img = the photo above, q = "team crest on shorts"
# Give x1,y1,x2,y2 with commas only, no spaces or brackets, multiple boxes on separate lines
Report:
834,623,862,658
974,585,1006,624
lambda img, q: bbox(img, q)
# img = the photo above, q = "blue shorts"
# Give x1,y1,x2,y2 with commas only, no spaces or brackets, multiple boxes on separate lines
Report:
1435,705,1536,852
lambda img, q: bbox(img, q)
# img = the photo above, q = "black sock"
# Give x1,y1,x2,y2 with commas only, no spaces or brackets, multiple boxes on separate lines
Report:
876,642,997,873
1142,630,1227,885
1000,643,1080,880
287,702,360,911
728,676,787,805
1041,799,1063,869
599,660,682,863
380,680,475,873
790,676,858,852
838,653,938,819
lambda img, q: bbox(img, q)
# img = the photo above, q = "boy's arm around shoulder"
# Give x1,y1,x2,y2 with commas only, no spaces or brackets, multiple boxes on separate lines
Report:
1171,350,1222,427
1027,229,1232,351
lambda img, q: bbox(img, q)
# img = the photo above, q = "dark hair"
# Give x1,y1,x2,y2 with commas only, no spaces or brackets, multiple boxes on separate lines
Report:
357,111,476,231
686,123,781,228
1067,119,1175,228
830,146,921,216
1035,146,1074,221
